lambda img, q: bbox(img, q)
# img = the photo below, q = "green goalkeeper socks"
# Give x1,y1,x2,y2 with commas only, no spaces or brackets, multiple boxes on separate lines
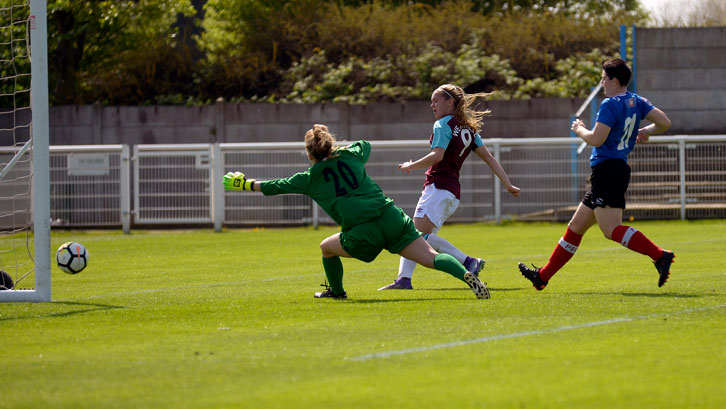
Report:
322,256,345,295
433,253,467,282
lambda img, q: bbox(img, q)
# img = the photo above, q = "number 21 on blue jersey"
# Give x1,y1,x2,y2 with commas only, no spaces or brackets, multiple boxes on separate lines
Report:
617,113,637,150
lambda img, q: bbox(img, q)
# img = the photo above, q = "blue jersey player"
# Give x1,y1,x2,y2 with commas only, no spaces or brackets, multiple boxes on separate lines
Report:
518,58,675,291
379,84,520,291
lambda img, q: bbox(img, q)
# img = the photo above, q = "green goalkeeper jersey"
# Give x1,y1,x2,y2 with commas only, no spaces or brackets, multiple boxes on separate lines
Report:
260,140,394,230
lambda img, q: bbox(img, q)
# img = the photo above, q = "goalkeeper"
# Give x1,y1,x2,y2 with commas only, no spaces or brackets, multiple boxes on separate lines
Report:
223,124,489,300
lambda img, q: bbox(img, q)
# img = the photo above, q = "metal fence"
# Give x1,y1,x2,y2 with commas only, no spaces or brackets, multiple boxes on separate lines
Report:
220,135,726,226
49,145,130,230
16,135,726,232
133,144,213,225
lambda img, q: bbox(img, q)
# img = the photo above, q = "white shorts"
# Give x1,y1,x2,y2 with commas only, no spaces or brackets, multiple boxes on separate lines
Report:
413,184,460,234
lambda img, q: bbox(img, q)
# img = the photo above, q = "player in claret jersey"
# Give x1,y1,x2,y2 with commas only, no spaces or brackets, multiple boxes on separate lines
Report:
379,83,520,291
518,58,675,290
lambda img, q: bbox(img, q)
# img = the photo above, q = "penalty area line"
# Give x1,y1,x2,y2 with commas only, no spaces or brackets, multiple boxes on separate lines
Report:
348,303,726,362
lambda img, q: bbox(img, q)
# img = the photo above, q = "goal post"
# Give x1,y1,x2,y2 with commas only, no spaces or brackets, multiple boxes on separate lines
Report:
0,0,50,302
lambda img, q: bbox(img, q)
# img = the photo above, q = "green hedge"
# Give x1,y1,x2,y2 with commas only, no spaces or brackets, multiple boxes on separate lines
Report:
1,0,645,106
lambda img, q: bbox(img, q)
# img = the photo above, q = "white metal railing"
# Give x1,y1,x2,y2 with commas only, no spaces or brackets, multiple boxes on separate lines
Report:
219,135,726,227
1,136,721,232
133,144,214,226
49,145,130,232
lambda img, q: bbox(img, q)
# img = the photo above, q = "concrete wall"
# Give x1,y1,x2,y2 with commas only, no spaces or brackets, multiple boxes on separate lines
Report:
636,27,726,134
46,98,585,145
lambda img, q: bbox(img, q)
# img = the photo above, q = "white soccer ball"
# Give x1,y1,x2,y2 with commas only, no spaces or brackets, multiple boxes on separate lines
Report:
56,241,89,274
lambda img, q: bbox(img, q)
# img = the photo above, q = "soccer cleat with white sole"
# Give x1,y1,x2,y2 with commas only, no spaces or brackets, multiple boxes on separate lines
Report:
464,271,490,299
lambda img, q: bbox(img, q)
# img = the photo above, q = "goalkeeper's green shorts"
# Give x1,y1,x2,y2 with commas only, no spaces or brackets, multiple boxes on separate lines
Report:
339,204,422,263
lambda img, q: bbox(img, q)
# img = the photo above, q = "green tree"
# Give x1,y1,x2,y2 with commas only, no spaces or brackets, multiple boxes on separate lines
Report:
48,0,195,104
198,0,329,99
5,0,650,106
199,0,643,103
468,0,641,15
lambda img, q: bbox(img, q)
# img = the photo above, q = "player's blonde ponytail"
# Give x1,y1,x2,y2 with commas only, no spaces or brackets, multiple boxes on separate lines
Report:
305,124,337,163
437,84,491,133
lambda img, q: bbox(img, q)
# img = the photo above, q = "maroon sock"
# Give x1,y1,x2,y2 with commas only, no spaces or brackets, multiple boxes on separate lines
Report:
540,227,583,281
611,225,663,261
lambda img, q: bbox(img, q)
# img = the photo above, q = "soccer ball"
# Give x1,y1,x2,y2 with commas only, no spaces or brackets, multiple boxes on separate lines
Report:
0,269,13,290
56,241,89,274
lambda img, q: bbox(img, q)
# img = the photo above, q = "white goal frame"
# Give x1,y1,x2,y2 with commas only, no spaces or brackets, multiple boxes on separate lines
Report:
0,0,51,302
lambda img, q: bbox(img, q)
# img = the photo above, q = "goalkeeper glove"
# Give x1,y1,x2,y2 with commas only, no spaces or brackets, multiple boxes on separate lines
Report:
223,171,256,191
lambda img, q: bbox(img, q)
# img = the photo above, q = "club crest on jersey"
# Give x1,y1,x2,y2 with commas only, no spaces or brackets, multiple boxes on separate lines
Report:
628,98,635,107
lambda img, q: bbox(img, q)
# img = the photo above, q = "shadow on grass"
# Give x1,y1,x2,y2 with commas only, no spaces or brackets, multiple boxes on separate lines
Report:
343,297,472,303
421,287,523,292
0,301,125,321
335,286,523,302
619,292,703,298
567,291,707,298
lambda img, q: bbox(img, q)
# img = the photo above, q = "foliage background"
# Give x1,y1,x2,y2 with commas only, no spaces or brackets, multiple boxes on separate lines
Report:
4,0,721,106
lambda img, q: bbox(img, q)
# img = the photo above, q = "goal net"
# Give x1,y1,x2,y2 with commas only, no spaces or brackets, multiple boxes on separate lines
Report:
0,0,50,302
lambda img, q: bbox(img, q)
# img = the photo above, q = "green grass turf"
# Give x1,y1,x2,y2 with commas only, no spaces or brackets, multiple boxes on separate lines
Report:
2,220,725,408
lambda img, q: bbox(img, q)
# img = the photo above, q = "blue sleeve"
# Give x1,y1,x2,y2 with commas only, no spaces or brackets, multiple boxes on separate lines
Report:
473,132,485,148
596,98,617,128
638,96,655,119
431,118,452,150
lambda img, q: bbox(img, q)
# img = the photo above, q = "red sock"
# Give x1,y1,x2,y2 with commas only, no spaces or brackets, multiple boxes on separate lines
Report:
540,227,583,281
611,225,663,261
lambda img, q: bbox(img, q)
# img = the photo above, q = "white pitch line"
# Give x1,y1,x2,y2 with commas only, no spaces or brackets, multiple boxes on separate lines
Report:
348,303,726,362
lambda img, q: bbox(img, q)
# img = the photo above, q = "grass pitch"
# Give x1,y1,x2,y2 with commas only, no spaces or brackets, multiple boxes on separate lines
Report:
2,220,725,408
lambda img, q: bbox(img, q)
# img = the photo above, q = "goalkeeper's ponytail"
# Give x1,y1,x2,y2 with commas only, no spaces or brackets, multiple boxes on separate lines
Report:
305,124,337,163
